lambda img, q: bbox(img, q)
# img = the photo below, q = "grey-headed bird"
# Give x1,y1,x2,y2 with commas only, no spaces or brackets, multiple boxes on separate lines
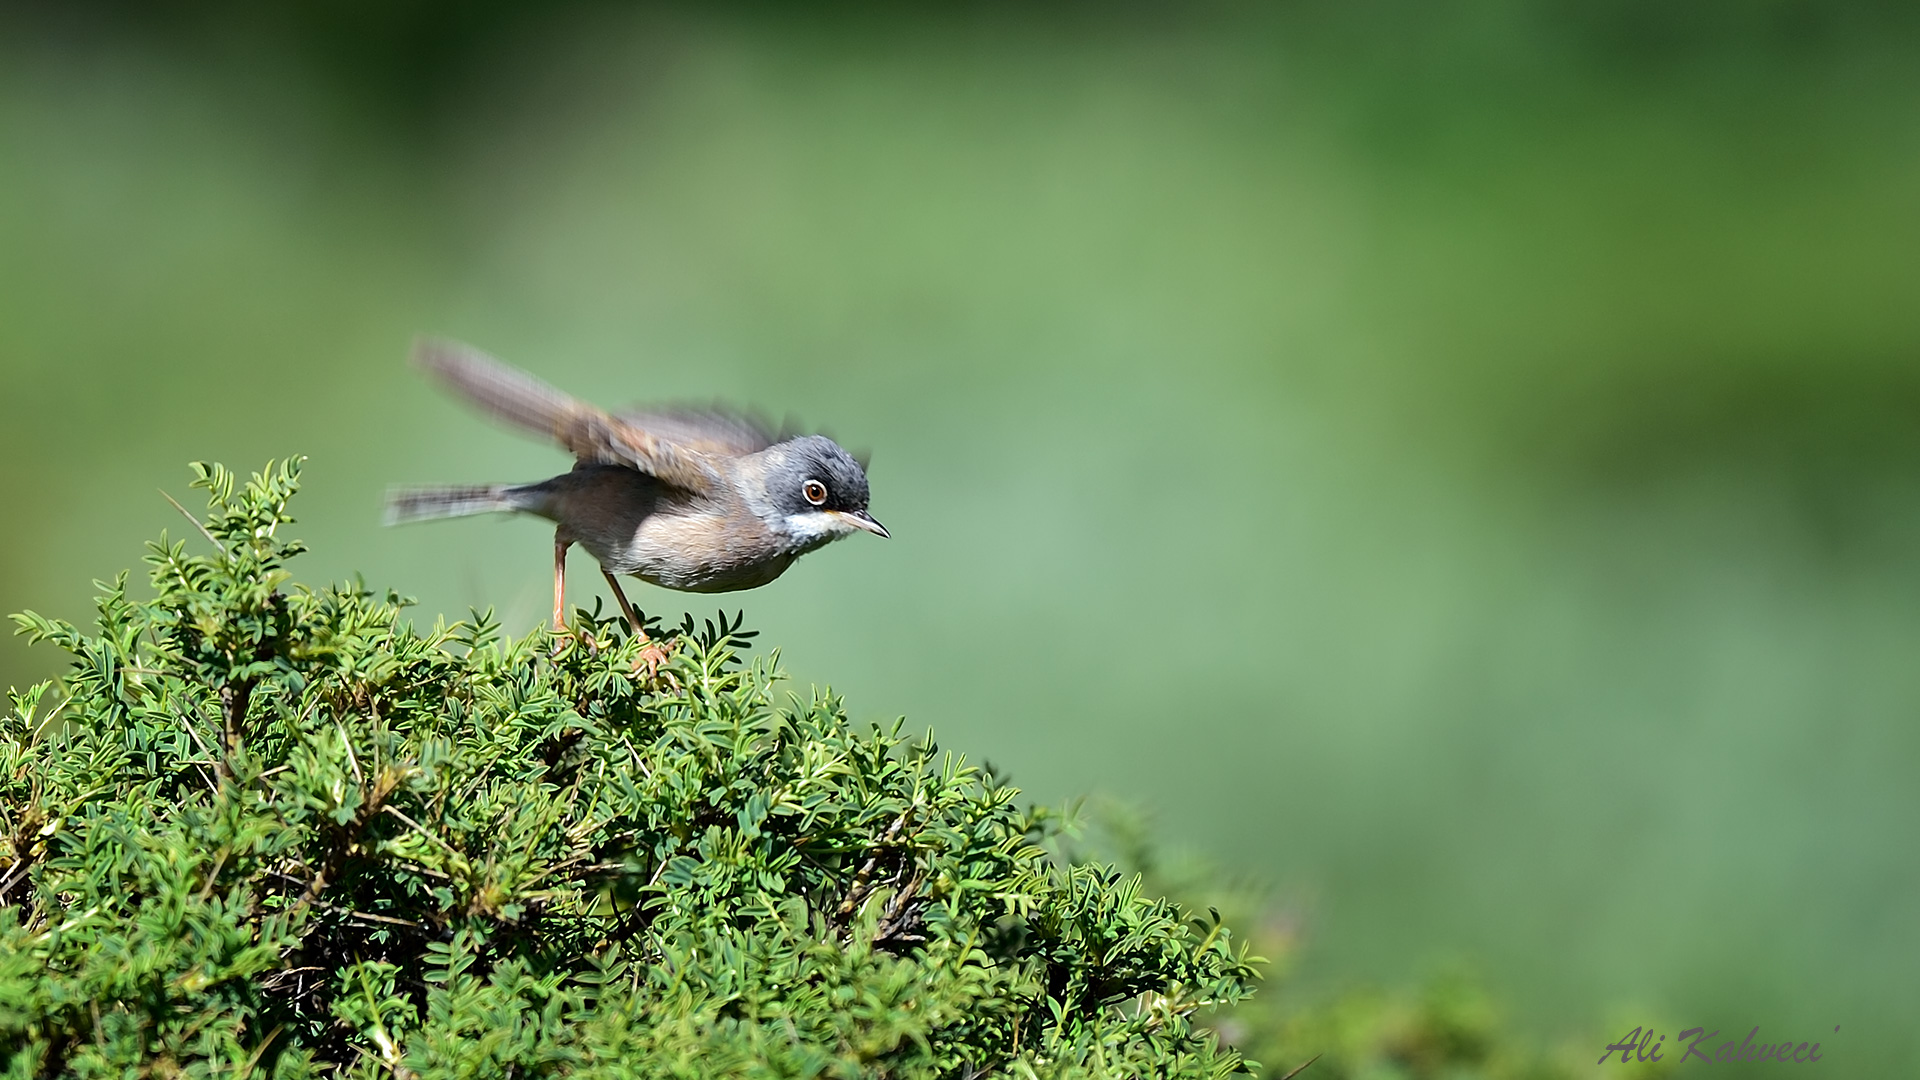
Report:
386,339,886,656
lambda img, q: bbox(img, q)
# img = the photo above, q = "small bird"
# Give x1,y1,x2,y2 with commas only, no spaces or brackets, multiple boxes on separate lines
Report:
386,339,887,654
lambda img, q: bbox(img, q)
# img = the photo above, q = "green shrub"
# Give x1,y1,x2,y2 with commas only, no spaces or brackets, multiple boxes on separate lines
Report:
0,460,1258,1079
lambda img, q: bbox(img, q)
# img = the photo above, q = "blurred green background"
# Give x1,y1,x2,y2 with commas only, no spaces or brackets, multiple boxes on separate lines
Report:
3,0,1916,1072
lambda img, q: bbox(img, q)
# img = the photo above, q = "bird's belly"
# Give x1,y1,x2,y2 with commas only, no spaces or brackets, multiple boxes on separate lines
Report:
593,512,797,593
639,555,797,593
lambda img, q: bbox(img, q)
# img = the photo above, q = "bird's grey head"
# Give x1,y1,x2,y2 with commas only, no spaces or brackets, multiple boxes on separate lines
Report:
753,434,889,545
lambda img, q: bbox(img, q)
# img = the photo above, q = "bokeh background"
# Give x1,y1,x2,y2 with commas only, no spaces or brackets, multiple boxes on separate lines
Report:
4,0,1916,1072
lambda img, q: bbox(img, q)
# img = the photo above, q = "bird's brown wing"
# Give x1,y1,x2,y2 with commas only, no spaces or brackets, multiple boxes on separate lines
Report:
610,407,777,459
412,338,725,494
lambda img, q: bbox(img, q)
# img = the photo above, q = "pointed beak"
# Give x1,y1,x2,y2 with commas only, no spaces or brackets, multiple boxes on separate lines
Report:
838,509,890,538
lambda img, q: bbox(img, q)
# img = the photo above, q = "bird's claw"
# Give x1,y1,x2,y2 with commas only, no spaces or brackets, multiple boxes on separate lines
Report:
633,638,678,689
549,623,603,657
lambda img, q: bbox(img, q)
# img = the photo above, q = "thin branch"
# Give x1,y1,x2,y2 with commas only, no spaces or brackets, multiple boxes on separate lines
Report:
28,694,71,742
835,810,912,923
176,714,222,794
0,857,33,904
646,853,673,890
159,489,227,555
188,763,219,795
1278,1054,1322,1080
383,805,464,860
338,722,364,788
873,869,927,945
218,680,256,780
313,902,423,929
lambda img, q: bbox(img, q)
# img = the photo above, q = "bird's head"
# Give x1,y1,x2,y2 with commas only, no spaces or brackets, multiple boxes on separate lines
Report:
752,435,888,545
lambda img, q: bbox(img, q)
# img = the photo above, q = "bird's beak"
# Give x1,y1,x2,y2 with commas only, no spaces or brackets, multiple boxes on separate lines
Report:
837,509,890,538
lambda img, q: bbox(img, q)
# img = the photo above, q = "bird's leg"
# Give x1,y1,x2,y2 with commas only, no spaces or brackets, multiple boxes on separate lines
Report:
601,568,672,680
551,534,574,650
600,568,642,635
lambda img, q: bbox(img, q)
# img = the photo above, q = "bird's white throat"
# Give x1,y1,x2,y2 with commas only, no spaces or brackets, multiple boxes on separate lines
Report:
781,510,857,544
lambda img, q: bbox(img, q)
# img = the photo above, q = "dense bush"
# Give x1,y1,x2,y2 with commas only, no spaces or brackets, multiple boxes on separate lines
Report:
0,460,1259,1078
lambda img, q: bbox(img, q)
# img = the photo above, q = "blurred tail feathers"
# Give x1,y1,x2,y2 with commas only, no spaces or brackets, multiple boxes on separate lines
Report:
384,484,522,525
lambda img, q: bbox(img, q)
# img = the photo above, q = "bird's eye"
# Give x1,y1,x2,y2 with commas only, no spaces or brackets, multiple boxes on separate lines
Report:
802,479,828,506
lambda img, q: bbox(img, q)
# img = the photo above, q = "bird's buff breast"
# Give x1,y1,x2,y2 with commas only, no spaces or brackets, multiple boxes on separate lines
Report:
601,511,801,593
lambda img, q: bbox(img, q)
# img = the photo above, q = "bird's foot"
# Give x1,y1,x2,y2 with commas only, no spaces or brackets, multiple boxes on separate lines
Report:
549,622,604,657
632,636,678,688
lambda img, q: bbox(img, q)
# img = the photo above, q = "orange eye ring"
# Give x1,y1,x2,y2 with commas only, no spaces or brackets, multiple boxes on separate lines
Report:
803,479,828,506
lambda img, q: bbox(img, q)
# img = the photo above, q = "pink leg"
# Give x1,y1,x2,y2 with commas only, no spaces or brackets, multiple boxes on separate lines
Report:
552,534,572,634
601,568,642,635
602,568,671,679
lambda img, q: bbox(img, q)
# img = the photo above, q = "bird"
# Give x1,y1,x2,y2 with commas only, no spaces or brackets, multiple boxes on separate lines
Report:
385,339,887,661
